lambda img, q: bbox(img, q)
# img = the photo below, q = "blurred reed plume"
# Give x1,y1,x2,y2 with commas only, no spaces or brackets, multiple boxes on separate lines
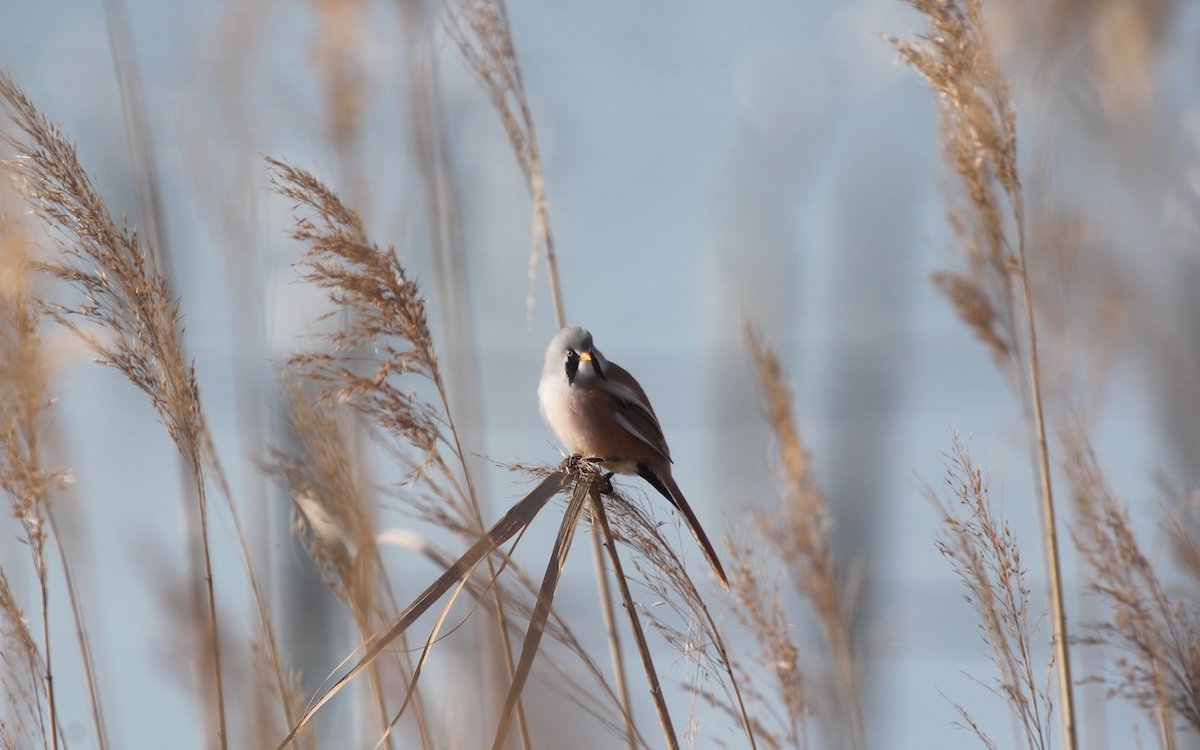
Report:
717,326,861,750
932,436,1054,750
0,571,50,750
1,69,237,747
1065,434,1200,746
0,166,59,750
890,1,1075,745
445,0,563,325
1,72,296,750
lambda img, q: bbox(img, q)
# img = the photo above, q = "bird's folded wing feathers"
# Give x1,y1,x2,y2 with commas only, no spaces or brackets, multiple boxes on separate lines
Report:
603,362,672,462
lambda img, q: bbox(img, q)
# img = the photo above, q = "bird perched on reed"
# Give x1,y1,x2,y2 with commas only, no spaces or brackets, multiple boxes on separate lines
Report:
538,326,729,589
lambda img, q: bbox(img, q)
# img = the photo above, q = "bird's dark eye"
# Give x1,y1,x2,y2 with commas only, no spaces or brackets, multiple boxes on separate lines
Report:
566,349,578,360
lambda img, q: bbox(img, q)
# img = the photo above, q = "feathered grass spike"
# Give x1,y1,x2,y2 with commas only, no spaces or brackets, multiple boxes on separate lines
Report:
933,436,1054,750
724,539,808,749
745,325,862,750
270,377,430,747
603,485,759,750
890,4,1075,744
890,0,1020,368
0,187,59,750
267,157,448,494
268,155,538,747
0,570,51,750
1065,434,1200,742
0,187,107,750
444,0,564,326
0,72,233,749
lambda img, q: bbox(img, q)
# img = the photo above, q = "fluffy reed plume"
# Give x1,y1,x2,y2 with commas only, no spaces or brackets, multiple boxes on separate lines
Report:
0,571,51,750
933,437,1054,750
890,3,1075,745
889,0,1021,373
270,378,430,748
1065,435,1200,744
444,0,563,325
722,541,807,750
0,173,60,750
0,187,106,750
743,326,862,750
0,73,294,749
267,156,541,746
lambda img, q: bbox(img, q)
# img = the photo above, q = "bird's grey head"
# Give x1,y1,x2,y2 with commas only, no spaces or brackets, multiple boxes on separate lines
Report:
544,326,607,385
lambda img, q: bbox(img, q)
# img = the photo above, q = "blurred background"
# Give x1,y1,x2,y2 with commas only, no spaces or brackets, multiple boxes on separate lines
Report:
3,0,1200,747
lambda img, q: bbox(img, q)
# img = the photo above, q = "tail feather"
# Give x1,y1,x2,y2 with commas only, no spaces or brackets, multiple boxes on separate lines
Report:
637,463,729,590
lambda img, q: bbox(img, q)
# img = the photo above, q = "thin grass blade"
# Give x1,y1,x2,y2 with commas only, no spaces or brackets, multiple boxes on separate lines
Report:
274,469,565,748
490,479,590,750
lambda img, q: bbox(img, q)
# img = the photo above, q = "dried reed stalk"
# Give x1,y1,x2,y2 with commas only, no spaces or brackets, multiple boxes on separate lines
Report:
0,185,107,750
602,481,758,749
746,326,862,749
0,571,52,750
1065,434,1200,744
587,484,679,750
0,182,59,750
271,379,428,748
268,155,535,746
890,3,1076,746
443,5,638,745
0,72,234,749
934,437,1054,749
445,0,563,326
273,467,568,747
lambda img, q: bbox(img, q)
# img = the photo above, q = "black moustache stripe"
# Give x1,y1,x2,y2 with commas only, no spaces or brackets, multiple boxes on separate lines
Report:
565,356,579,384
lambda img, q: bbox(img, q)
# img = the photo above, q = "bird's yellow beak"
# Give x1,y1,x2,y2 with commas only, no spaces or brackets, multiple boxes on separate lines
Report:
578,351,593,362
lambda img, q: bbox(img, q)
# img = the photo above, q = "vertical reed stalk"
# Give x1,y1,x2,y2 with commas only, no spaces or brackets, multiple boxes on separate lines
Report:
588,485,679,750
1017,238,1075,749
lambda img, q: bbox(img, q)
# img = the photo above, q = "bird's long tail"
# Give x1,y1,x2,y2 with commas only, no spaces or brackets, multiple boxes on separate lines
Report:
637,463,730,590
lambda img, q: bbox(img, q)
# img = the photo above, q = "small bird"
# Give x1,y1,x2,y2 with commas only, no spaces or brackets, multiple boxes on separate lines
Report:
538,326,729,589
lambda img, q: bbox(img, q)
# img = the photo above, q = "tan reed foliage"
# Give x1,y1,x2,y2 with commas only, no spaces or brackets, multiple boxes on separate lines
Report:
890,3,1076,745
0,185,61,750
601,479,758,750
890,0,1021,374
0,571,51,750
268,156,548,747
0,72,299,749
1065,434,1200,745
0,184,107,750
743,325,862,750
444,0,564,326
723,539,808,750
270,378,430,748
933,436,1054,750
1,66,239,744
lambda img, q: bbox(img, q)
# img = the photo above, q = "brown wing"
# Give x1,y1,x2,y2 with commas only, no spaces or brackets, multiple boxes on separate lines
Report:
601,361,672,463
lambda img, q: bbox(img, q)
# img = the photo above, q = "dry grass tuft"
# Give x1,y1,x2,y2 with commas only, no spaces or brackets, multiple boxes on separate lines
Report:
891,3,1075,744
1,72,294,750
444,0,563,325
268,156,541,747
0,181,59,750
933,436,1054,750
889,0,1022,374
744,325,862,750
723,539,808,750
1065,435,1200,744
0,571,51,750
